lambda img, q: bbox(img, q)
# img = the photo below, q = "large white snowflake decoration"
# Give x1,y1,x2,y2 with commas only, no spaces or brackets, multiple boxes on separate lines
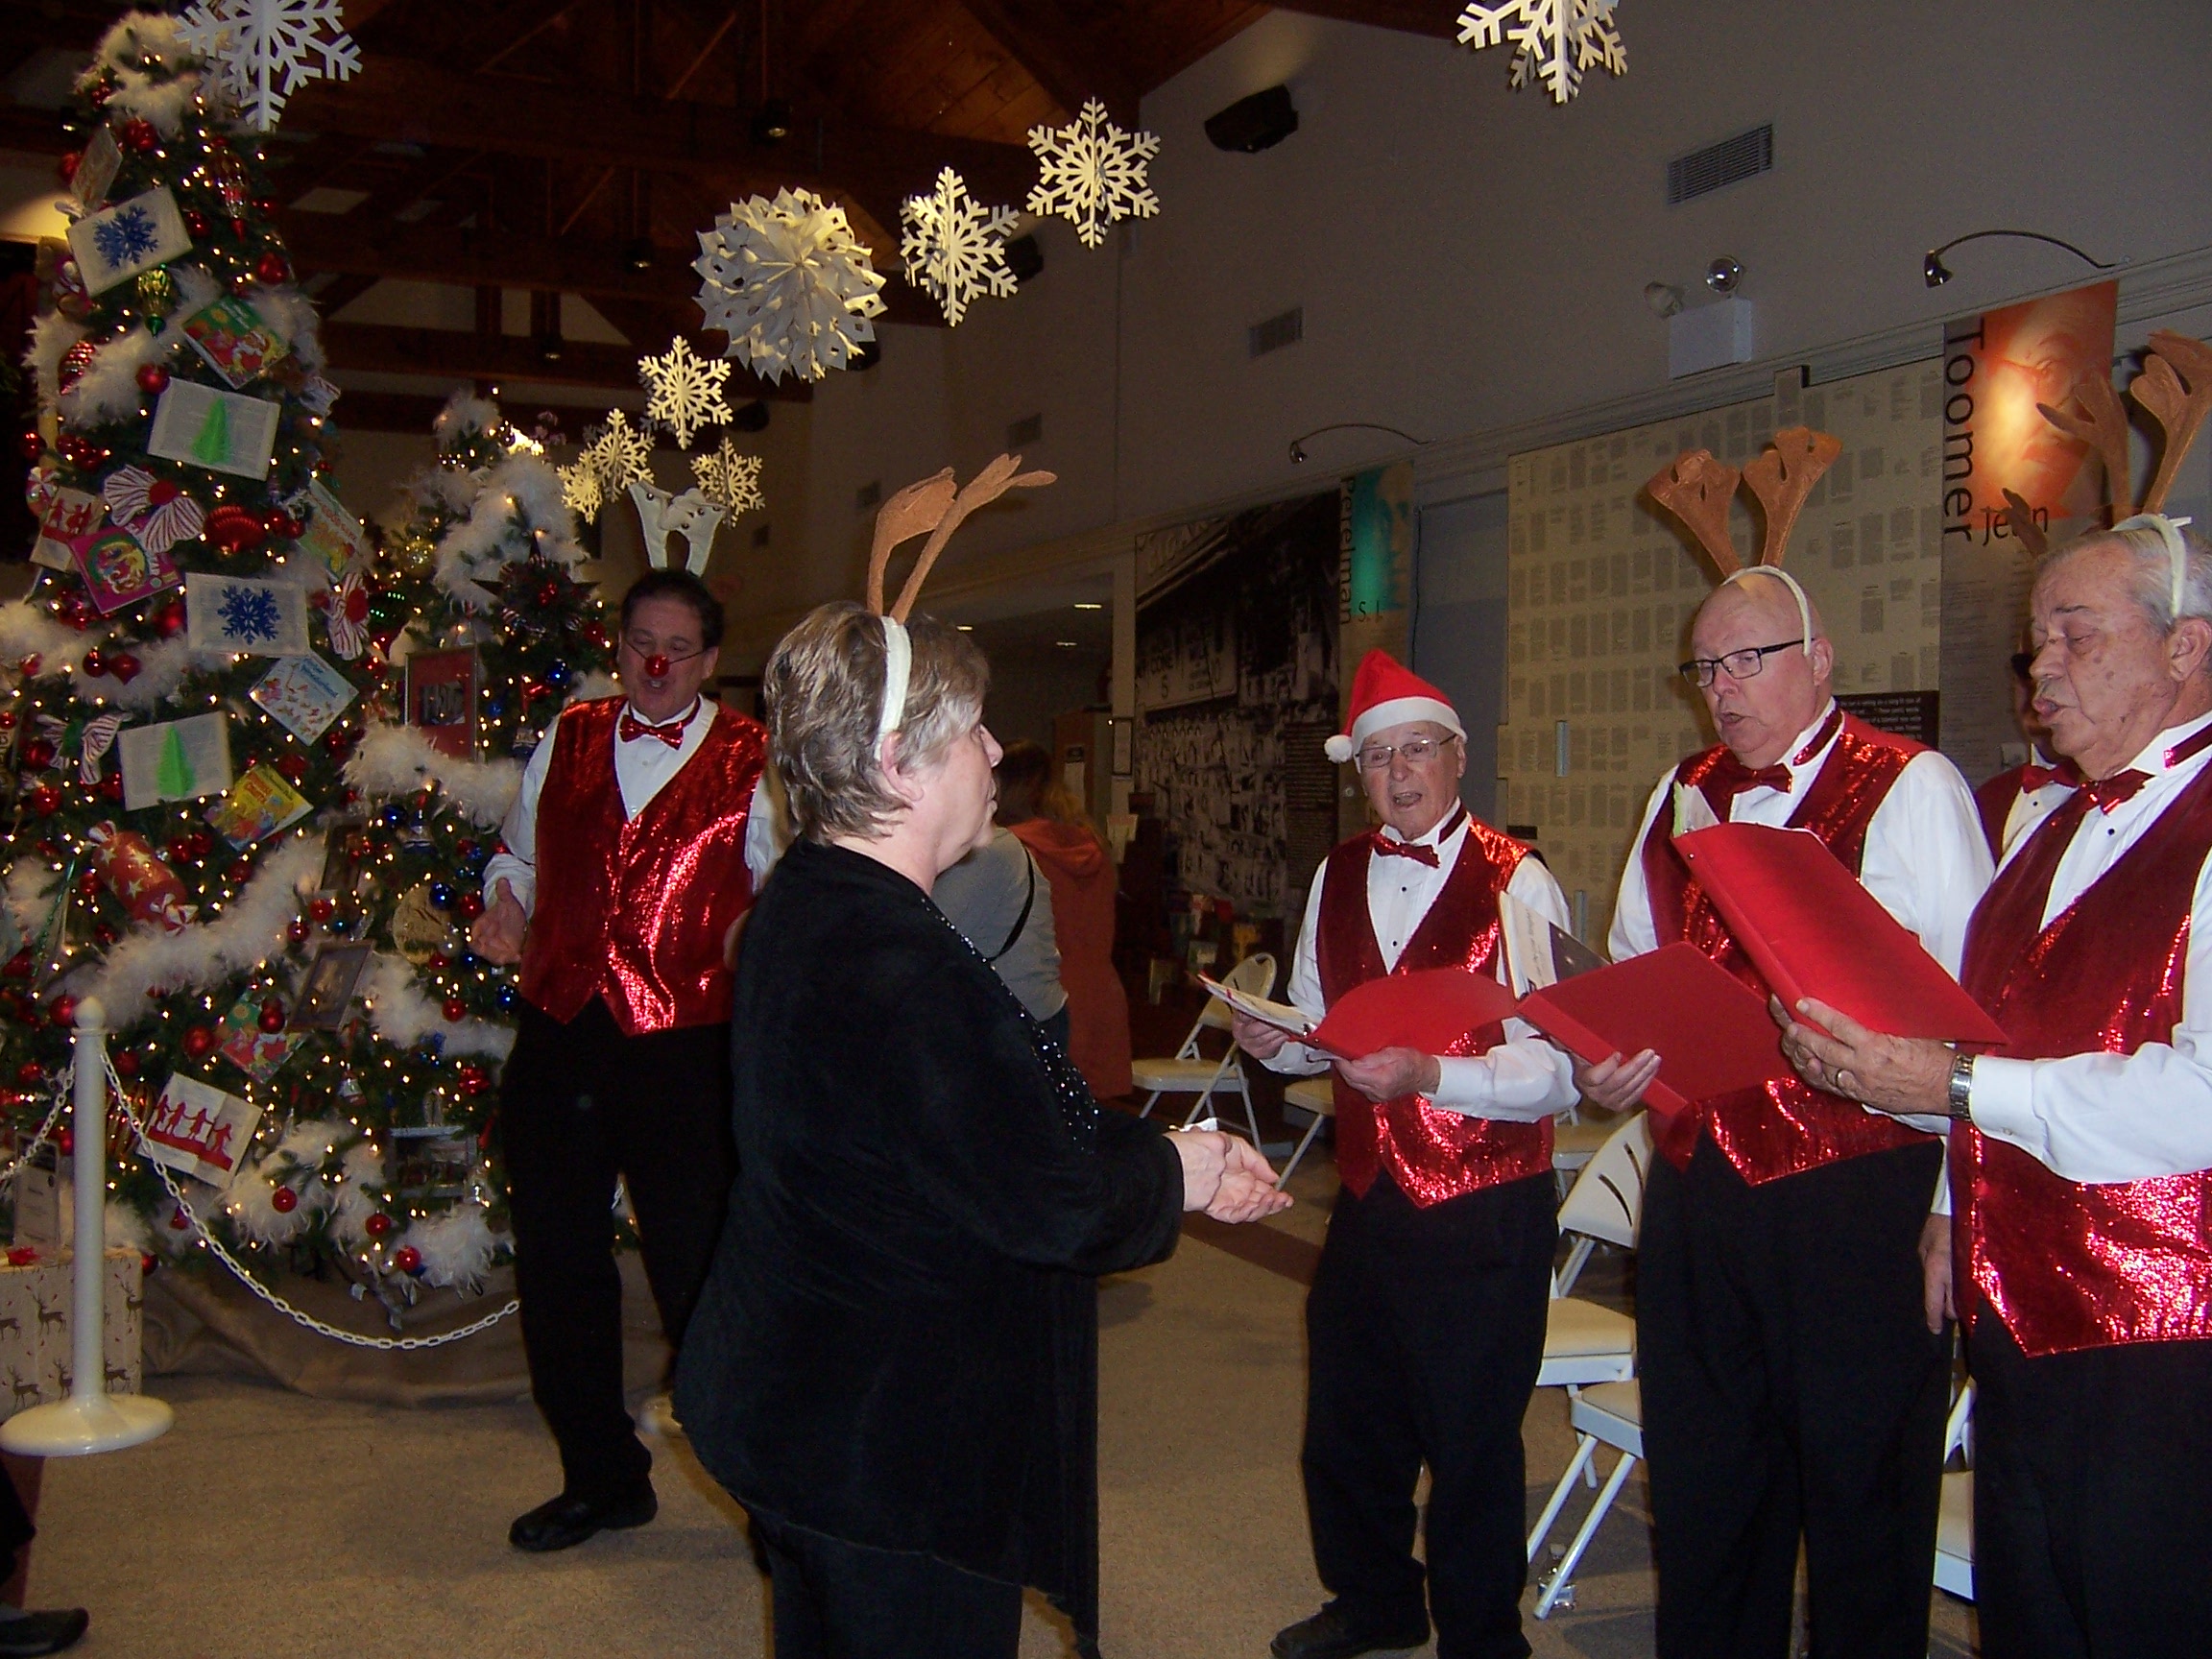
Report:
691,438,764,517
693,188,887,384
180,0,360,132
578,410,654,496
1025,99,1159,251
900,167,1020,326
638,336,733,449
557,460,604,525
1455,0,1626,106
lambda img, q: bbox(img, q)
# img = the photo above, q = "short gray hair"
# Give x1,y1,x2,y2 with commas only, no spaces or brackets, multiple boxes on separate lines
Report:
2049,518,2212,633
765,602,989,841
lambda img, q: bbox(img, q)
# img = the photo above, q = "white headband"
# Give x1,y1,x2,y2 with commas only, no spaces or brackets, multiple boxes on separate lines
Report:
1719,565,1815,657
2113,512,2198,619
876,615,911,744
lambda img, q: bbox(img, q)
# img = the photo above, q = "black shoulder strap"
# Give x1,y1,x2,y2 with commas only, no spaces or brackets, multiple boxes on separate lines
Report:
986,850,1037,963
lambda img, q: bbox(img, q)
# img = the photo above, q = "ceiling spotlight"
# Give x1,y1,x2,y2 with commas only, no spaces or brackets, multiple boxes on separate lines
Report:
1920,228,2117,289
1705,256,1742,294
1643,280,1684,318
752,97,793,146
1072,602,1103,610
623,236,655,272
1054,639,1080,648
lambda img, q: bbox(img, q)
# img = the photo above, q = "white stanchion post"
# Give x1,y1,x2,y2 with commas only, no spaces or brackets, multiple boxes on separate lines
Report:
0,998,173,1456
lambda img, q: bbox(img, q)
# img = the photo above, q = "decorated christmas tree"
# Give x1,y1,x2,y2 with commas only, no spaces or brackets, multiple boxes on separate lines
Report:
0,17,604,1323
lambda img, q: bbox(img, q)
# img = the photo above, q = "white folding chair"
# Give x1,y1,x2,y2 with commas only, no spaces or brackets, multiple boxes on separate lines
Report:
1551,1103,1623,1183
1274,1074,1335,1188
1526,1380,1642,1619
1132,951,1273,1154
1935,1379,1976,1600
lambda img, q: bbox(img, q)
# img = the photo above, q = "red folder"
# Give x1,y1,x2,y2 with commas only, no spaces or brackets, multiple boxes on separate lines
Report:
1672,823,2008,1046
1306,968,1520,1061
1518,943,1796,1120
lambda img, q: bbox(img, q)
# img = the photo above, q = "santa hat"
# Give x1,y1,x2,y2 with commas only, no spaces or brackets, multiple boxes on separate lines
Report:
1325,651,1465,763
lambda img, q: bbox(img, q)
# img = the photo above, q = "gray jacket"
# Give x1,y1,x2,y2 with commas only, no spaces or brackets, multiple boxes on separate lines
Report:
931,828,1068,1022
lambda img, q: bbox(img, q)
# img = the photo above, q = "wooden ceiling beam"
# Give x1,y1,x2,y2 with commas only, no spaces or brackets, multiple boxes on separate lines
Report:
1259,1,1465,38
956,0,1137,127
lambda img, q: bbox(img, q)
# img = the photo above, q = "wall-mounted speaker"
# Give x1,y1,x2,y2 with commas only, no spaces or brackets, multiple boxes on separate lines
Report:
1204,84,1298,154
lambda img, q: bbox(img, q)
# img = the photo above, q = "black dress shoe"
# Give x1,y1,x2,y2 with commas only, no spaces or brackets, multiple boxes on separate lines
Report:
508,1489,657,1552
0,1608,89,1656
1269,1603,1430,1659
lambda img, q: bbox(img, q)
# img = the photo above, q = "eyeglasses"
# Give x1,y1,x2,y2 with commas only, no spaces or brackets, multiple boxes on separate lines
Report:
2009,651,2036,684
1677,639,1807,688
620,633,705,664
1355,735,1456,772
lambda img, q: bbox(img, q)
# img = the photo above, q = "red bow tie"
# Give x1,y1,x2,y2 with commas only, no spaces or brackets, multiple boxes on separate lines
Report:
1707,707,1844,799
618,707,693,748
1372,807,1466,868
2017,759,2080,793
2080,769,2149,813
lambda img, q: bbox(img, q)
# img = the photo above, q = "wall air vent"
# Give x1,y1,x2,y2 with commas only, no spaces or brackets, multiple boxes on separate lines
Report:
1248,306,1303,358
1667,124,1773,205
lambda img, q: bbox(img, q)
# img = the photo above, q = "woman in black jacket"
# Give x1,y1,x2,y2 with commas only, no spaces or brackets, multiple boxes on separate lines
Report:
675,602,1286,1659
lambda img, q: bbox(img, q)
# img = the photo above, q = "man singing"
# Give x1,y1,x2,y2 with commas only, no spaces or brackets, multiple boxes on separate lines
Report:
471,567,779,1551
1779,509,2212,1658
1237,652,1577,1659
1580,433,1990,1659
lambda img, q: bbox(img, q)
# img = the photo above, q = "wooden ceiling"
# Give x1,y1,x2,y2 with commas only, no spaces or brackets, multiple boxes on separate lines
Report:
0,1,1462,419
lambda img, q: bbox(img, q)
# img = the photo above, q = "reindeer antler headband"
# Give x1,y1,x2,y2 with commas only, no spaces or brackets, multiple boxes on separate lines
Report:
861,454,1055,743
1645,426,1844,655
2037,329,2212,616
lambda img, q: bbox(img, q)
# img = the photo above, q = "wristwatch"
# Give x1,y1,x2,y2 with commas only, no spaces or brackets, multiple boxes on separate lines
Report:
1945,1050,1976,1118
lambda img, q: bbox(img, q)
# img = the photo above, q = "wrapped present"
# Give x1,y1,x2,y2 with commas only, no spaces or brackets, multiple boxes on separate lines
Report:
0,1248,143,1419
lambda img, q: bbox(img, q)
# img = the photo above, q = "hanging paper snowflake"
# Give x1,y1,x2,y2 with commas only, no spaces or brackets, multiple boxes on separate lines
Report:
638,337,733,449
1456,0,1626,106
1026,99,1160,251
691,438,764,517
579,411,654,497
180,0,361,133
900,167,1020,327
558,461,604,525
693,188,887,384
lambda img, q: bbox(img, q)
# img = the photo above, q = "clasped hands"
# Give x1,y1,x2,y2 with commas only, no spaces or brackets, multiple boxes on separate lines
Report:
1170,1131,1293,1223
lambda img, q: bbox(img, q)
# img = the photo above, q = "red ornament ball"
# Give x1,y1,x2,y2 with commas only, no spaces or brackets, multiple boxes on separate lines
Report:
93,922,119,947
269,1185,299,1214
113,1050,138,1077
82,647,107,677
427,951,449,972
168,1209,190,1231
261,506,294,537
274,753,308,784
286,919,309,944
153,601,186,638
183,208,209,237
395,1245,423,1275
54,1128,73,1156
14,1063,43,1087
75,870,102,898
442,998,467,1023
49,996,76,1028
18,654,40,677
180,1024,218,1059
364,1213,394,1240
108,652,141,685
457,891,485,921
120,118,158,154
24,784,60,817
135,362,170,397
227,859,252,882
1,952,31,980
255,252,289,285
457,1065,489,1097
18,738,57,771
306,898,336,924
19,431,42,463
0,712,12,732
257,998,286,1034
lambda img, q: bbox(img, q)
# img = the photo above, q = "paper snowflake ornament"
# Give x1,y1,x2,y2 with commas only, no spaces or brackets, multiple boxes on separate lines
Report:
1026,99,1160,250
691,438,764,517
900,167,1020,326
579,411,653,496
694,188,887,384
180,0,361,132
1456,0,1626,106
638,336,733,449
557,461,604,525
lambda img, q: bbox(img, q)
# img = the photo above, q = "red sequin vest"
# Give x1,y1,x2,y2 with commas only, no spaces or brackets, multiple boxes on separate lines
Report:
517,698,768,1035
1955,762,2212,1356
1638,715,1936,1180
1314,820,1552,1207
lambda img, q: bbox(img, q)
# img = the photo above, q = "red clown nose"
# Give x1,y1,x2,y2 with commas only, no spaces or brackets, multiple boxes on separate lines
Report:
644,655,670,678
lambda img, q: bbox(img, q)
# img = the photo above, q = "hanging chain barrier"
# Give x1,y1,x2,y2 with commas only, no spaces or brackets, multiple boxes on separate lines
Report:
0,1070,74,1193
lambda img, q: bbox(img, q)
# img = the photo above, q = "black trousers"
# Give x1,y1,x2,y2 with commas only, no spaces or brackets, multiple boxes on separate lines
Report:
1638,1136,1948,1659
499,997,737,1503
753,1513,1023,1659
1302,1170,1556,1659
1969,1305,2212,1659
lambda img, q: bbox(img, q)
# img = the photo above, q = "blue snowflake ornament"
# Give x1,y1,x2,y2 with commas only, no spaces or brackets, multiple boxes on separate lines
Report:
217,584,283,644
92,204,160,271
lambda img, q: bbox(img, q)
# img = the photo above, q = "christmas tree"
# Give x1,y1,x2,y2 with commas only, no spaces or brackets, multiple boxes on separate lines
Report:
0,16,604,1320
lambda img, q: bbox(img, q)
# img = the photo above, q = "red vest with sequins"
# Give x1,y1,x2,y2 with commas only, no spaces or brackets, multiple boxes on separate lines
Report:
1637,714,1936,1181
1954,762,2212,1357
1314,820,1552,1207
518,698,768,1036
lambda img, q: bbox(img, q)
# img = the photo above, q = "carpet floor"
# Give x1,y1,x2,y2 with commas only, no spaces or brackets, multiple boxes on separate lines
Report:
22,1152,1982,1657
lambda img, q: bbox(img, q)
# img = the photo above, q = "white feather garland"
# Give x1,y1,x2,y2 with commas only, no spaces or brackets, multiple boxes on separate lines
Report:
79,832,323,1023
59,325,177,430
397,1204,498,1291
106,1202,152,1256
84,14,206,134
434,394,503,452
325,1140,386,1248
359,952,515,1060
342,723,521,828
227,1118,345,1246
431,455,586,613
5,862,59,951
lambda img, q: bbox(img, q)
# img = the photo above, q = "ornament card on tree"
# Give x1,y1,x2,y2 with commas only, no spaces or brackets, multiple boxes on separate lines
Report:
179,293,288,387
65,186,191,295
33,489,105,572
185,572,309,654
141,1073,258,1189
298,478,367,579
71,126,122,210
216,996,301,1083
117,711,232,810
249,651,355,741
69,523,181,614
147,379,280,478
291,942,371,1030
204,761,312,848
405,647,479,758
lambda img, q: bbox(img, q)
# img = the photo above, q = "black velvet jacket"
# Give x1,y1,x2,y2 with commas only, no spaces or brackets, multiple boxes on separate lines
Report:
674,837,1184,1648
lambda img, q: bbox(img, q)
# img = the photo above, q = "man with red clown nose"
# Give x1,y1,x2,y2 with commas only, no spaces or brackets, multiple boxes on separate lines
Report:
472,567,781,1554
1236,650,1579,1659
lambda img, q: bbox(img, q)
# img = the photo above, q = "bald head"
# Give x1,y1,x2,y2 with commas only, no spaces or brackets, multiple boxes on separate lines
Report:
1687,570,1835,767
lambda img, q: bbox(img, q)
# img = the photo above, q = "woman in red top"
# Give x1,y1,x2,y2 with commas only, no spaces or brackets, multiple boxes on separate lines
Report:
996,742,1133,1099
